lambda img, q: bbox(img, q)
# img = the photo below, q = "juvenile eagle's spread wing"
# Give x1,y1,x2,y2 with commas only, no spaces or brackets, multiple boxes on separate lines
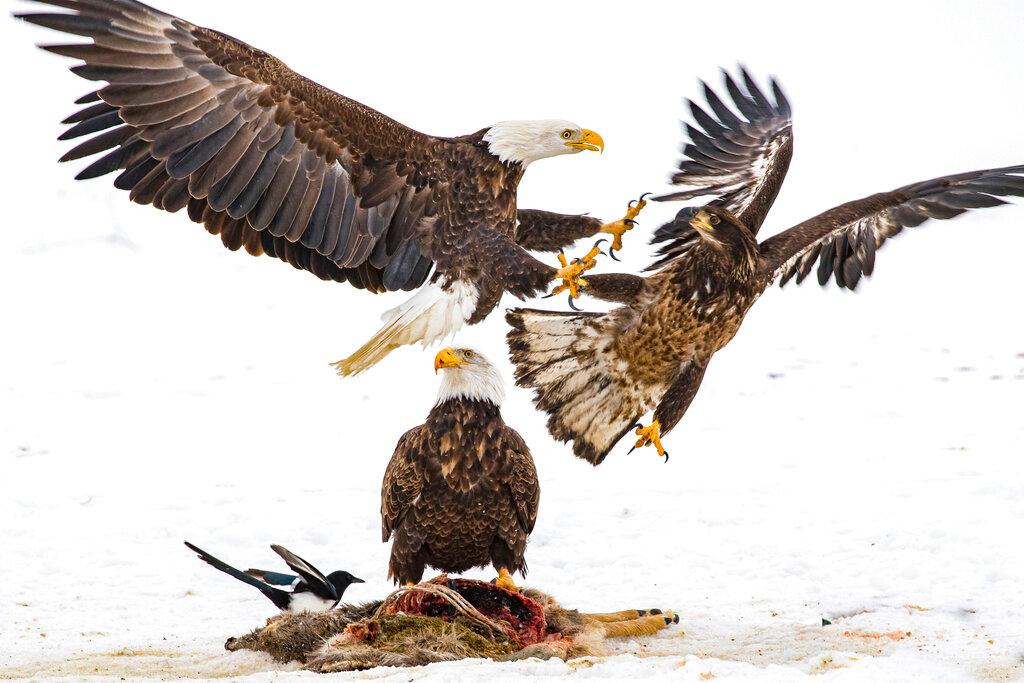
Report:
18,0,440,292
650,67,793,270
761,165,1024,289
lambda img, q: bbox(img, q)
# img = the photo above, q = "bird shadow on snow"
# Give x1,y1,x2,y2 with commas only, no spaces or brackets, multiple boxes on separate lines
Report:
7,604,1020,680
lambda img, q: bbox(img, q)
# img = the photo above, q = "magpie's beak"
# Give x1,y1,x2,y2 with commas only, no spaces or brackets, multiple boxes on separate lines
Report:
351,576,365,584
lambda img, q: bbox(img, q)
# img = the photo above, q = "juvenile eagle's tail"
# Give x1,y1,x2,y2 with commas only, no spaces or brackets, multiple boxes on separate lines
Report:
506,308,642,465
333,281,478,376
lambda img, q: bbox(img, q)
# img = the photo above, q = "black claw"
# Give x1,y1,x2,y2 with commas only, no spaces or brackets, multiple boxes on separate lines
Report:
593,238,608,249
627,444,637,455
541,292,556,299
648,608,662,615
673,613,680,624
638,192,653,202
623,218,637,226
568,295,583,312
663,616,673,625
609,247,621,262
662,451,670,463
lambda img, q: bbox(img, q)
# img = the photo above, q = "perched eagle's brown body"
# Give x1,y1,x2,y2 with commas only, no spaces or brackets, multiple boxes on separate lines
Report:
509,67,1024,464
383,396,539,585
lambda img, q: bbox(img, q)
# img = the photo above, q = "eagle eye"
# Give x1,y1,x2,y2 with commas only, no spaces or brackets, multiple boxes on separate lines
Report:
463,349,474,359
709,214,721,225
561,130,573,140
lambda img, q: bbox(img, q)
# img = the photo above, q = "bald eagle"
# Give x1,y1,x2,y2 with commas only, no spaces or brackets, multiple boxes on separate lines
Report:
17,0,644,375
507,67,1024,465
382,348,539,590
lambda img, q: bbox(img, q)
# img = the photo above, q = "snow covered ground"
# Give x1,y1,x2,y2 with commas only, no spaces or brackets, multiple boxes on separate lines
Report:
3,1,1024,680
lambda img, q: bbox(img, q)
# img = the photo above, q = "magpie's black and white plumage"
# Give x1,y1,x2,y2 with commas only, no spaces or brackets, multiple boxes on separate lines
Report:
184,541,363,613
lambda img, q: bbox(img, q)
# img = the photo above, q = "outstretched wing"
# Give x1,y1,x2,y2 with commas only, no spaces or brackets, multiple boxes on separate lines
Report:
761,165,1024,289
650,67,793,271
270,544,336,601
18,0,439,292
654,67,793,230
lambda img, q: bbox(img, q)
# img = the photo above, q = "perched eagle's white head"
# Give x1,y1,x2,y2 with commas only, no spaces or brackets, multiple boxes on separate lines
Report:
434,347,505,406
483,119,604,167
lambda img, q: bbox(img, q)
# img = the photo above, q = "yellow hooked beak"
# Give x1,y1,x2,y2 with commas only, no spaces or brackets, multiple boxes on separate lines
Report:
565,129,604,153
689,209,716,233
434,348,465,373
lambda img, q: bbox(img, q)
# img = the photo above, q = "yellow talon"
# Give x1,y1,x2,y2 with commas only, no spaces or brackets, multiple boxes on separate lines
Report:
624,195,648,221
631,419,669,462
598,194,649,257
494,567,519,592
598,219,634,254
551,242,602,301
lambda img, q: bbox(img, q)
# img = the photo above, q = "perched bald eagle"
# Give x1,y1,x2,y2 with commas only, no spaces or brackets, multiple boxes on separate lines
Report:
507,67,1024,465
17,0,643,374
382,348,539,590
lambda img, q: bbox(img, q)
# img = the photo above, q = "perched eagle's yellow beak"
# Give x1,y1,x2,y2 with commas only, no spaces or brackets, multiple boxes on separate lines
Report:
566,129,604,153
434,348,465,373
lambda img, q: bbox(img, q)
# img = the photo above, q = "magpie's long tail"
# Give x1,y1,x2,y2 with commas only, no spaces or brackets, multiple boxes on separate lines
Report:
184,541,291,611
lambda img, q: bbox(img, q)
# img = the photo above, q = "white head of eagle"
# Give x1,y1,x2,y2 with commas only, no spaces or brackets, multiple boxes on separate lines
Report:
483,120,604,167
434,347,505,406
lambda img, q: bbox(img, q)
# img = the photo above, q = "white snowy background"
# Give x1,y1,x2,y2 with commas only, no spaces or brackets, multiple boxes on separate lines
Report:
2,0,1023,680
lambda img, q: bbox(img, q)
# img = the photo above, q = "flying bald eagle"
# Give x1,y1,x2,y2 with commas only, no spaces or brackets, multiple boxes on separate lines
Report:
17,0,644,375
382,348,539,590
507,67,1024,465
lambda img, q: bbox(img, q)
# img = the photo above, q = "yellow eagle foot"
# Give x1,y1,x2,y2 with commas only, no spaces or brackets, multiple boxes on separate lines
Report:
492,567,519,592
548,240,604,311
629,419,669,462
599,193,651,260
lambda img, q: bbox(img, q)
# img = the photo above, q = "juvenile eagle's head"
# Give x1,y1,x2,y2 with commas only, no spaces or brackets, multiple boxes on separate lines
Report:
483,120,604,167
434,347,505,406
683,205,759,271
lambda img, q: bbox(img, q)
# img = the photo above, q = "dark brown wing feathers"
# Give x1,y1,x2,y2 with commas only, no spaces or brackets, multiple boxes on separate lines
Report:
652,66,793,251
762,165,1024,289
19,0,435,292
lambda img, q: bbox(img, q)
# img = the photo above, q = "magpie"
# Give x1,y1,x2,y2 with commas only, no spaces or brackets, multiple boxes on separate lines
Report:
184,541,364,613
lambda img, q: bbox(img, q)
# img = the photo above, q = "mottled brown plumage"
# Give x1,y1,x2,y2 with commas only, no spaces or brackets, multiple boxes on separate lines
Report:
18,0,613,372
382,349,539,585
508,67,1024,464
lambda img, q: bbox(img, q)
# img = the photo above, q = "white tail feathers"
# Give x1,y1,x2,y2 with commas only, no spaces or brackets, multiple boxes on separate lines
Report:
332,281,479,376
506,308,644,465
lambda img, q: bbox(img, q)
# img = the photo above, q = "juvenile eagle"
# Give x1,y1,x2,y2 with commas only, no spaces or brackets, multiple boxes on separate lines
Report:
17,0,643,374
507,67,1024,464
382,348,539,590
